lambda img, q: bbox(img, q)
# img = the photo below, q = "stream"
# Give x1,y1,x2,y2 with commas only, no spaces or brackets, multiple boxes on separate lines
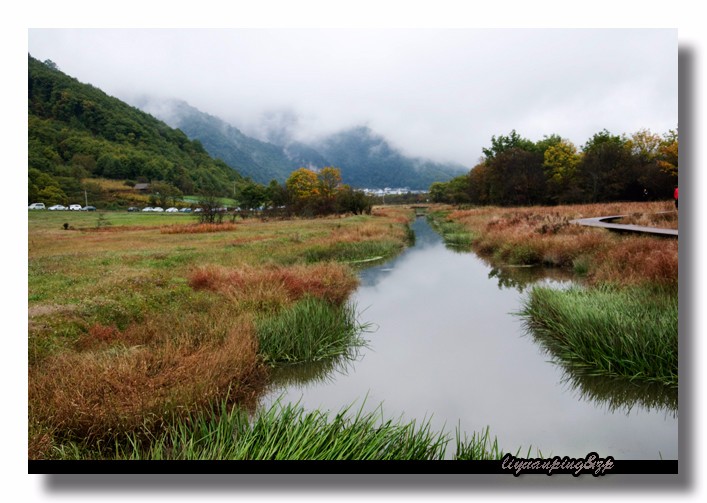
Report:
262,216,678,460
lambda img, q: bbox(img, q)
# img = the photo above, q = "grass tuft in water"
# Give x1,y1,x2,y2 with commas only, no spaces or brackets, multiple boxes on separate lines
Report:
255,297,369,365
427,213,474,248
519,285,678,387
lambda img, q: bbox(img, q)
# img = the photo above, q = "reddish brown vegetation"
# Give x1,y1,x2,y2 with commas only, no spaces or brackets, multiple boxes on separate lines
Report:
593,238,678,286
444,202,678,287
160,223,240,234
29,315,266,447
188,263,359,307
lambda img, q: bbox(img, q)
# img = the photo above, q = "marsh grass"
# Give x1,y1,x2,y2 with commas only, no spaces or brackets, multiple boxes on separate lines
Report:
29,305,268,455
303,240,402,263
427,213,474,249
255,298,369,365
442,202,678,285
520,285,678,386
618,210,678,229
453,426,513,460
28,208,415,459
55,399,507,461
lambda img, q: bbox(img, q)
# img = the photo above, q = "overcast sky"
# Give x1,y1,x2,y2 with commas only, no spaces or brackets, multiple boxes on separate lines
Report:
27,28,677,167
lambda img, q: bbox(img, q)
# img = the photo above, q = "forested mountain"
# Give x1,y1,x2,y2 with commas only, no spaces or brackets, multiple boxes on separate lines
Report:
136,98,465,189
28,55,242,205
136,98,310,183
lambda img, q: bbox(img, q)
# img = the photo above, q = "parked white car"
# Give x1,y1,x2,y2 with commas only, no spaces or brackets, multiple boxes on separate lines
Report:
48,205,67,211
28,203,46,210
142,207,154,212
165,207,179,213
69,204,82,211
152,207,164,212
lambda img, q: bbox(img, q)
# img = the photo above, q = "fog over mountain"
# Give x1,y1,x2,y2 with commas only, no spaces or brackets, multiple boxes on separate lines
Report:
135,96,466,188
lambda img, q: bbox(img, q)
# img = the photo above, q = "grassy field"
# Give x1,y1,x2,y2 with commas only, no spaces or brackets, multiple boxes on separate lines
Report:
28,206,415,459
28,201,679,459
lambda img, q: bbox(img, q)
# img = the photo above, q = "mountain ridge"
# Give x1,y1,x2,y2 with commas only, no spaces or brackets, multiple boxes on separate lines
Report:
135,97,466,189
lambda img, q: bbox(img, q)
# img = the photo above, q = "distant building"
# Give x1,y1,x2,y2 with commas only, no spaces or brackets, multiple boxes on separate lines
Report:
134,183,150,192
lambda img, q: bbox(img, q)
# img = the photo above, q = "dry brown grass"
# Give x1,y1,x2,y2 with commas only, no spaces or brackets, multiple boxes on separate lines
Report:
618,211,678,229
29,308,266,446
188,262,359,308
160,222,240,234
443,201,678,287
371,206,416,225
592,237,678,286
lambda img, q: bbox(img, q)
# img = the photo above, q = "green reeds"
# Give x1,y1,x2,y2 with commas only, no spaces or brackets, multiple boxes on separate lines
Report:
303,240,402,263
427,213,474,248
72,399,507,461
255,297,369,365
520,285,678,387
454,426,505,460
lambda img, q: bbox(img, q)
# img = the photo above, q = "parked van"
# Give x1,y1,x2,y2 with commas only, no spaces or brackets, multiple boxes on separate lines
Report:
28,203,46,210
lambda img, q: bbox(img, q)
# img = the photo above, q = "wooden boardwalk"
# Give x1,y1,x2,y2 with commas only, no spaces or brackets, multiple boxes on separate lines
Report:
571,214,678,238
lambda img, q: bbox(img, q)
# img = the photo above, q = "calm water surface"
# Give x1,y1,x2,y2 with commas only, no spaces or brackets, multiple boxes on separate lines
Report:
262,217,678,459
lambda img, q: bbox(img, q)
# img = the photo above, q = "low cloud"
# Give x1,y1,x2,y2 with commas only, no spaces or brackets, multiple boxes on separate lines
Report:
28,28,677,167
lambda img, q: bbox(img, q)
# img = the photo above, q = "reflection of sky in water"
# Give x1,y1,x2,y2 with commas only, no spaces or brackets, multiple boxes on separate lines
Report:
263,217,678,460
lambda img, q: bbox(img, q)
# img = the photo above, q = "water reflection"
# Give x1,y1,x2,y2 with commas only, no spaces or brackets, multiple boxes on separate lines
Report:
520,318,679,417
487,265,574,292
267,356,356,390
261,215,677,459
558,370,678,416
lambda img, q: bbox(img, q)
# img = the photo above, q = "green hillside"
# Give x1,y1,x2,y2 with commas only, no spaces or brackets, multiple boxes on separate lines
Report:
28,55,242,207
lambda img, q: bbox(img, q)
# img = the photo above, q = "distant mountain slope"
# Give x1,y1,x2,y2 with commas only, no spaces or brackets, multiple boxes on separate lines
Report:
136,99,465,190
28,55,241,203
309,126,466,189
136,98,304,183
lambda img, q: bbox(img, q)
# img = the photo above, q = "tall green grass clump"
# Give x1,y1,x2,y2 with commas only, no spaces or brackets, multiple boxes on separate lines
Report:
76,400,509,460
303,240,402,263
101,400,450,460
520,285,678,387
255,297,368,365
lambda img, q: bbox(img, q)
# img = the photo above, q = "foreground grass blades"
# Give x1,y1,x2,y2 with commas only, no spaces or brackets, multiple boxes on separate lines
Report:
56,400,505,461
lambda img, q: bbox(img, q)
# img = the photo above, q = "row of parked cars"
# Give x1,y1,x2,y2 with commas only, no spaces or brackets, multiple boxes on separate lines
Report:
128,207,195,213
28,203,199,213
28,203,96,211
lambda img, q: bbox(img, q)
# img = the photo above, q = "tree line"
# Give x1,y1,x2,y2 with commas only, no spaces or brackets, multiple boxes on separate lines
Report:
429,129,678,206
231,167,373,218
